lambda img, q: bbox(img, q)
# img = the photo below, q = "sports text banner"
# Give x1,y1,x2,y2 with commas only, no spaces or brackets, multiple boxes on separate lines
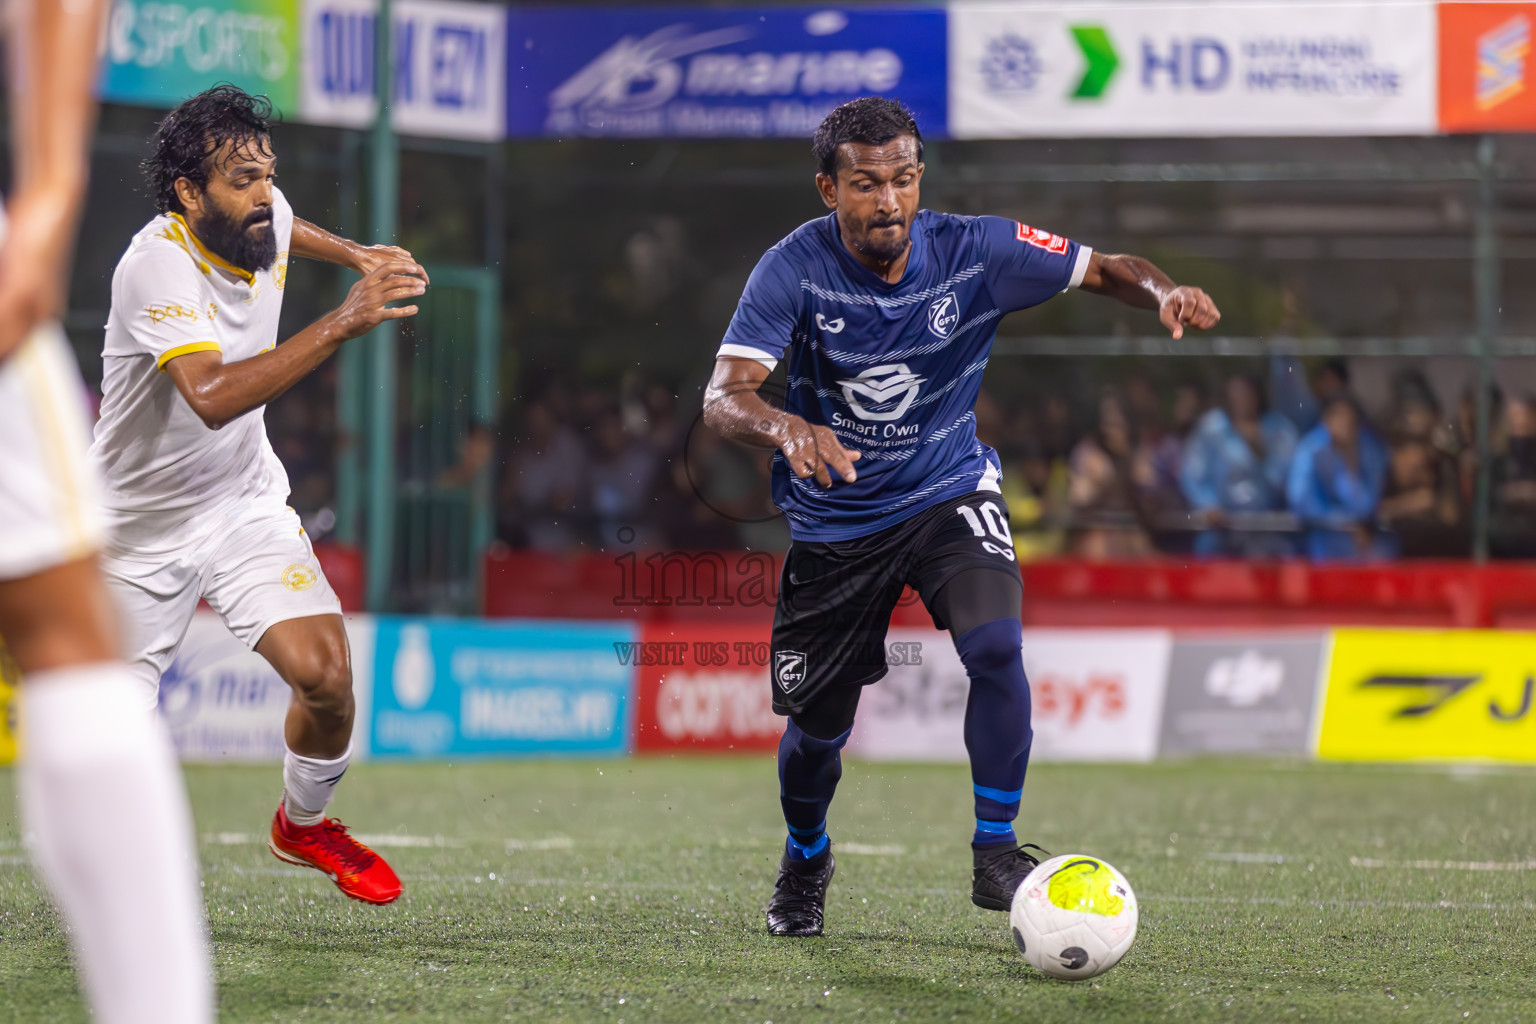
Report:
370,618,635,760
1319,628,1536,762
505,5,948,139
1438,2,1536,132
103,0,301,111
301,0,507,139
949,1,1438,138
632,623,784,754
848,627,1171,763
1159,634,1325,756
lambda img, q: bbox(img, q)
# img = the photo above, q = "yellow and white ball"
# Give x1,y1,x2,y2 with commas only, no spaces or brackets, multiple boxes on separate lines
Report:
1009,854,1138,980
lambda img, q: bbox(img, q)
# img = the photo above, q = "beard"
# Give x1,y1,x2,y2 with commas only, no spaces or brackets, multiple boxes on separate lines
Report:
852,217,910,264
193,202,277,274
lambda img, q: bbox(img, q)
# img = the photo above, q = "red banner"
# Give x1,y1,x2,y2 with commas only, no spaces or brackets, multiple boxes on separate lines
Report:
633,623,785,753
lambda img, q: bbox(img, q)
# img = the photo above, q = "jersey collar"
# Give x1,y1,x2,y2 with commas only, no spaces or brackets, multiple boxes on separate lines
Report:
826,210,927,290
167,212,256,284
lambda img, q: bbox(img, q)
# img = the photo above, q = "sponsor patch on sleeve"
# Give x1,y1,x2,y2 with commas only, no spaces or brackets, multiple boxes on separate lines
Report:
1016,222,1069,255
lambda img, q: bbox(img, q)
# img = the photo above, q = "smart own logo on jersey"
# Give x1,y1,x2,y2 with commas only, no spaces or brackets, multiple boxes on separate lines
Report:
837,363,926,421
927,291,960,338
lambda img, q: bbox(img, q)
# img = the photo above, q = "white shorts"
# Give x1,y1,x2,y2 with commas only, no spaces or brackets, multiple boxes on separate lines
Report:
0,323,107,581
101,503,341,705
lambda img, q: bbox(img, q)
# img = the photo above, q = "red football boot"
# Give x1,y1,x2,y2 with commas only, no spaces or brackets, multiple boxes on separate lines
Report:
268,804,403,905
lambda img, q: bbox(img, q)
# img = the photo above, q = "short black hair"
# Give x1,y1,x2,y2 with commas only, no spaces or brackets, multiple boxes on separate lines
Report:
144,84,274,213
812,97,923,177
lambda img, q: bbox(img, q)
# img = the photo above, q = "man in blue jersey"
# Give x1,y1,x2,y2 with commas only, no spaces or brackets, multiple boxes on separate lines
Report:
702,98,1220,937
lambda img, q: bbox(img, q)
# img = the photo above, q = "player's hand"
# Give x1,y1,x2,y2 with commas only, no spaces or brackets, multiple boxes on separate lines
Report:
0,186,75,363
1159,286,1220,340
328,261,428,341
776,415,860,487
352,244,430,286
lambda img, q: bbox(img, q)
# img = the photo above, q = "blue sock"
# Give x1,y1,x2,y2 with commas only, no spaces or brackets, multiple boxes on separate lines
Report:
778,718,850,864
957,617,1032,849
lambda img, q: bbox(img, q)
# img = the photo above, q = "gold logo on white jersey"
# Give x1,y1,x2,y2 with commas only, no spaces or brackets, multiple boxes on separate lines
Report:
281,564,318,592
274,250,288,290
145,304,200,324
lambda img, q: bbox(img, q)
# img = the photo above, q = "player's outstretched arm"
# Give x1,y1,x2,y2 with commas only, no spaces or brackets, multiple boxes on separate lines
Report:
0,0,108,362
1079,252,1221,340
703,357,860,488
291,217,431,284
164,261,426,429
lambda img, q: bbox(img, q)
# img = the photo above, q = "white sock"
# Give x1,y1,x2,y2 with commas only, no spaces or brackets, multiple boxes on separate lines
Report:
282,744,351,827
18,662,213,1024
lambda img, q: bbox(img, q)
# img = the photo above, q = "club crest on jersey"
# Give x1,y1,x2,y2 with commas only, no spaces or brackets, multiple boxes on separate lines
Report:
1016,222,1069,254
815,312,845,334
927,291,961,338
836,363,926,422
774,650,808,693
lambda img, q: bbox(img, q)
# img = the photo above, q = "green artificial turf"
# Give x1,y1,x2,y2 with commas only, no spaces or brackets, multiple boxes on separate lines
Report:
1,757,1535,1023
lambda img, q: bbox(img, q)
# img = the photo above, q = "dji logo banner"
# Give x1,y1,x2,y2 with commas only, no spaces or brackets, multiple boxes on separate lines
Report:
301,0,506,140
1158,635,1325,756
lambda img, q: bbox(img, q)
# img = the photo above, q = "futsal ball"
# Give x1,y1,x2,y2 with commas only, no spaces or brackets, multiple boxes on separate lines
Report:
1009,854,1138,980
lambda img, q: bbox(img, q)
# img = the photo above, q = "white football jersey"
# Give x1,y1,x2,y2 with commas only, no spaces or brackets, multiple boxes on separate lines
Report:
91,189,295,557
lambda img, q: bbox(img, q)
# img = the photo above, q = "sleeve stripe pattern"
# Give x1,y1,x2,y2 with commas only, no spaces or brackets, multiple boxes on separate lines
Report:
156,341,221,372
717,343,778,371
1068,245,1094,290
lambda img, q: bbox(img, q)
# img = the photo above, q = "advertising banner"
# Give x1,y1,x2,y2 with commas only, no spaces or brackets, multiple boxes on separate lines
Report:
1158,633,1325,756
300,0,507,139
949,1,1438,138
848,628,1171,763
505,5,949,139
1319,628,1536,762
370,618,635,759
632,623,784,753
1438,2,1536,131
156,612,375,762
103,0,301,111
0,639,17,766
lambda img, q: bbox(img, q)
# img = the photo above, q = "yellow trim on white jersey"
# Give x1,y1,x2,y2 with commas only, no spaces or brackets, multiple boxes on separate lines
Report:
16,334,90,556
156,341,221,372
167,213,256,284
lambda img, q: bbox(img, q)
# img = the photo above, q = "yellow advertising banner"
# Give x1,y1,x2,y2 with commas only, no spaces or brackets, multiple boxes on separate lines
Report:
1319,629,1536,762
0,637,17,765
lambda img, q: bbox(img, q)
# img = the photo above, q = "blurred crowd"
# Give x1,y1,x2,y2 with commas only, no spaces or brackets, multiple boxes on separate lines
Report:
488,357,1536,563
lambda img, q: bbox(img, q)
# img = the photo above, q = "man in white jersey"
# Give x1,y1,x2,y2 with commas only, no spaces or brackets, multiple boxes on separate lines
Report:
0,1,213,1021
91,85,429,904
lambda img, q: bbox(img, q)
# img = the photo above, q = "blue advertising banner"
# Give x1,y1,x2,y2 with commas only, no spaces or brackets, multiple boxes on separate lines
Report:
371,618,637,759
506,5,948,139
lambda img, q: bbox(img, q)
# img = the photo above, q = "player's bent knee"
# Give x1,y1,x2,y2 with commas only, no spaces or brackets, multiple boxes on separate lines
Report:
286,653,354,714
955,617,1025,675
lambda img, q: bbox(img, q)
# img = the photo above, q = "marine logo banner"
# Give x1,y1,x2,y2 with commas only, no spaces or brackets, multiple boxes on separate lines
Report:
506,5,948,139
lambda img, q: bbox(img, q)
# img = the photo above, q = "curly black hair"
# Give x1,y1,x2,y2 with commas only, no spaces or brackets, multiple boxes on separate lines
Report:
144,84,274,213
811,97,923,178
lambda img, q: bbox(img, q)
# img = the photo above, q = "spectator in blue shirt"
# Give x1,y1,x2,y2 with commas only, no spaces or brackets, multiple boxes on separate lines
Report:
1180,374,1299,557
1287,397,1394,561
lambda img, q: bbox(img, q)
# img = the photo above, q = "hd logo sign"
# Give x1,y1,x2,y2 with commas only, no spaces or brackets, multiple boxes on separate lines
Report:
1318,629,1536,762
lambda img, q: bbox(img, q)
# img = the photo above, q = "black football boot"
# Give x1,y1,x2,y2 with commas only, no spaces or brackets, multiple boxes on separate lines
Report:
971,842,1050,911
766,849,836,936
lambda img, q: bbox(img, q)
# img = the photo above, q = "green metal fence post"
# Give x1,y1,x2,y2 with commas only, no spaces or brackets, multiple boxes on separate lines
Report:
1473,135,1499,565
365,0,398,610
334,129,364,545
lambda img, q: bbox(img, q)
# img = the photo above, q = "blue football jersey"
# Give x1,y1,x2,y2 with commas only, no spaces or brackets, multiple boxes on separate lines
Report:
718,209,1091,542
